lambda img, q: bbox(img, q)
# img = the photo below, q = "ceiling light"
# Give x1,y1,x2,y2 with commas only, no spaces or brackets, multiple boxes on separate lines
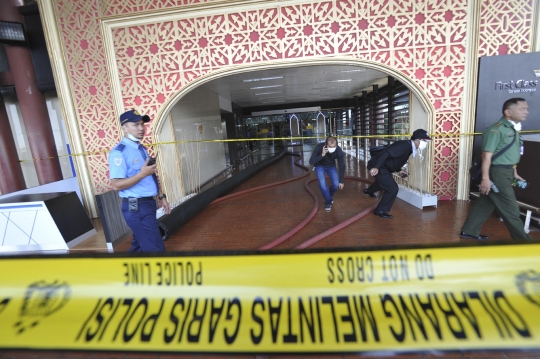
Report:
316,79,352,83
259,96,284,100
311,86,343,90
323,69,365,74
243,76,284,82
250,84,284,90
255,91,284,95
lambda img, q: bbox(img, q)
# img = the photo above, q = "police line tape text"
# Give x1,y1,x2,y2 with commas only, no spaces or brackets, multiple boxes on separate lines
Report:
123,261,202,286
75,290,530,345
327,254,434,284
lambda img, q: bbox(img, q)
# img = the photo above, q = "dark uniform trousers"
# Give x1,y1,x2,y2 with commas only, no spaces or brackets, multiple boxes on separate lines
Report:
366,168,398,212
122,199,166,252
461,167,531,240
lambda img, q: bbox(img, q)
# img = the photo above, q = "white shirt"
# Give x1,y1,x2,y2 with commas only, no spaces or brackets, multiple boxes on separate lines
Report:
411,140,417,158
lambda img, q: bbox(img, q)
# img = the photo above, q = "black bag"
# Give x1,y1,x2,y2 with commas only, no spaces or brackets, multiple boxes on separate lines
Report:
367,144,390,169
469,133,517,184
469,155,483,183
369,145,388,157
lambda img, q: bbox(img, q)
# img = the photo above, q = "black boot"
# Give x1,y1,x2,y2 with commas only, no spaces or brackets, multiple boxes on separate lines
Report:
373,210,392,218
363,189,379,198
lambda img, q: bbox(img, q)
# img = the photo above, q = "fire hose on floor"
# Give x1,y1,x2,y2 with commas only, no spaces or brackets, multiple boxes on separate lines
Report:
205,152,381,250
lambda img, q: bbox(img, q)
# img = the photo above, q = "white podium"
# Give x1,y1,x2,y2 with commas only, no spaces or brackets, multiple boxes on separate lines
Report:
0,192,96,254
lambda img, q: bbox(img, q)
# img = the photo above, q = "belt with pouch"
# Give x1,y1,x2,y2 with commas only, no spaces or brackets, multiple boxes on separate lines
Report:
122,196,155,202
490,165,515,169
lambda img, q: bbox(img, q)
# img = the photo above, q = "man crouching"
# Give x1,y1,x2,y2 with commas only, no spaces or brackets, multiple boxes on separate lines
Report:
309,136,345,212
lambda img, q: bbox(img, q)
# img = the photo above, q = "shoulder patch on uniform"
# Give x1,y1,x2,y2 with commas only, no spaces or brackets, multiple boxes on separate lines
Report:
494,122,502,127
114,157,123,166
114,144,126,152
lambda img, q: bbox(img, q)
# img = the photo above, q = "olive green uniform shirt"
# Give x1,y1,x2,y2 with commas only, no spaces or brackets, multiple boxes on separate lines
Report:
481,117,520,165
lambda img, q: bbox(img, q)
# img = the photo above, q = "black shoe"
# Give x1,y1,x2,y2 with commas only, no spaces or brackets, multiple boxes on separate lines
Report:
460,231,489,240
363,189,379,198
374,210,392,218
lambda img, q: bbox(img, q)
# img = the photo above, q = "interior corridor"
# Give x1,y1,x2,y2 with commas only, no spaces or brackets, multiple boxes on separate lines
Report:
113,144,539,253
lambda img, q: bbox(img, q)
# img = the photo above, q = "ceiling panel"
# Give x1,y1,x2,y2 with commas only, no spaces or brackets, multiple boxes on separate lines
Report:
201,65,388,108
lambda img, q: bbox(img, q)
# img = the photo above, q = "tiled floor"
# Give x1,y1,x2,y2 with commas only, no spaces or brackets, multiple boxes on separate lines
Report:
6,144,539,359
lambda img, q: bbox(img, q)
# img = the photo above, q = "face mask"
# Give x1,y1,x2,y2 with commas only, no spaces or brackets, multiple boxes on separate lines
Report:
123,126,140,142
327,147,336,153
509,120,522,131
418,140,427,151
126,133,140,142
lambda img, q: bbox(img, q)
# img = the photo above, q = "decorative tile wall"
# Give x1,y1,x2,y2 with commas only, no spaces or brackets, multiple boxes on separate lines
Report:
54,0,536,199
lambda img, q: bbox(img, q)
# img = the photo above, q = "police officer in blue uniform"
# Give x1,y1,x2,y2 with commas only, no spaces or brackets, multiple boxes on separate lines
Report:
108,110,170,252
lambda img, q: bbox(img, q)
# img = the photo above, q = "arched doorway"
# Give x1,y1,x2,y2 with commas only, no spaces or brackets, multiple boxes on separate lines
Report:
152,58,435,207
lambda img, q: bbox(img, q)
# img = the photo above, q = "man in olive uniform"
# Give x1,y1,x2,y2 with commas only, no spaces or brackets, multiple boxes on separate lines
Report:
460,98,532,240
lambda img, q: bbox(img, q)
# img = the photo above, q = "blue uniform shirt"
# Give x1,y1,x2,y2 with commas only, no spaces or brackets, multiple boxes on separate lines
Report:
108,137,158,198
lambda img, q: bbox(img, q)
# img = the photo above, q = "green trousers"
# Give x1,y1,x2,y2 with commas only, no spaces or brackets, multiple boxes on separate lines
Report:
462,167,532,240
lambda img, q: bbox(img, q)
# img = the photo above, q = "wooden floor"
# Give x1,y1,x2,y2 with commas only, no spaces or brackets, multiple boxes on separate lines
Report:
6,145,539,359
112,147,539,253
69,218,108,252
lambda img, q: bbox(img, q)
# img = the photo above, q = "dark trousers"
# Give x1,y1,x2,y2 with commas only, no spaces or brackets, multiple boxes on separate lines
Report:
122,199,166,252
461,167,531,240
366,169,398,212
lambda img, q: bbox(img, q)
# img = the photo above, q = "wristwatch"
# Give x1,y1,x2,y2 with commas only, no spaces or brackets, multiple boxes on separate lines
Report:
158,194,167,200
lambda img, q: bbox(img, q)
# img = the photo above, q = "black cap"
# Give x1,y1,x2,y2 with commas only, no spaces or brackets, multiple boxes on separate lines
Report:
120,109,150,125
411,129,432,140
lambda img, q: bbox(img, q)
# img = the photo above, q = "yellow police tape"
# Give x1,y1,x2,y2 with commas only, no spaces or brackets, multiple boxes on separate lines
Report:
18,130,540,163
1,243,540,353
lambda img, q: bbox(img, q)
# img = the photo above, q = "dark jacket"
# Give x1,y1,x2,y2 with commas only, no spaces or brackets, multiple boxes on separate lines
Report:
309,143,346,183
369,140,413,173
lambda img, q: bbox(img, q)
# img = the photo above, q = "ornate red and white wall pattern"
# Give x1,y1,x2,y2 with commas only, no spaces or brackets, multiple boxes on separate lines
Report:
479,0,535,57
55,0,536,199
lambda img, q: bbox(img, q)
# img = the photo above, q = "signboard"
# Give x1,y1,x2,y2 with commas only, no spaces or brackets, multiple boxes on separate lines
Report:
476,52,540,137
